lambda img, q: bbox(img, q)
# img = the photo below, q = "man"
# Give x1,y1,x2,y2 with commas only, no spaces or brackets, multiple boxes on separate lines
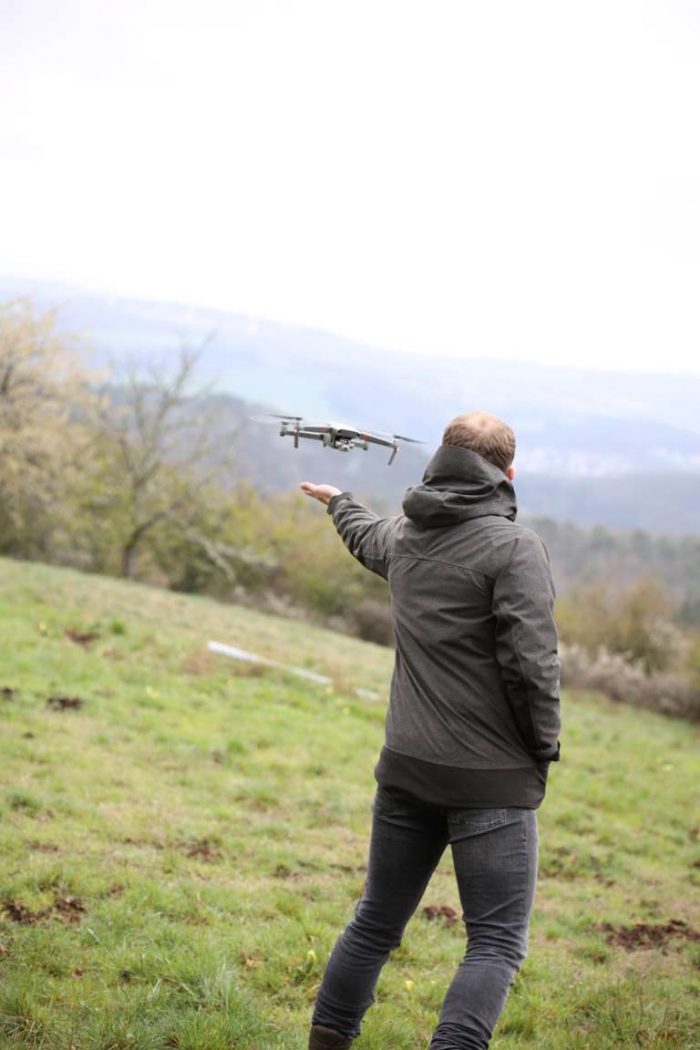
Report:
300,411,561,1050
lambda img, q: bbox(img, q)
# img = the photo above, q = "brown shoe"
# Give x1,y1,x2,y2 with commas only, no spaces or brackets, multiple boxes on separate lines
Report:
308,1023,353,1049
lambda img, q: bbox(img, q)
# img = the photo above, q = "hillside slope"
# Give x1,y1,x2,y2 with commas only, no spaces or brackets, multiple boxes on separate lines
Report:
0,558,698,1049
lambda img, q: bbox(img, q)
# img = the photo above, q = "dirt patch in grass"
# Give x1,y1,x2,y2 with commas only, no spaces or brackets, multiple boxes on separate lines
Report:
53,895,87,922
294,854,368,878
65,628,100,647
181,837,222,861
46,694,84,711
1,686,16,700
273,864,303,880
422,904,460,927
122,835,165,850
2,900,39,924
597,918,700,950
329,861,367,874
2,893,86,925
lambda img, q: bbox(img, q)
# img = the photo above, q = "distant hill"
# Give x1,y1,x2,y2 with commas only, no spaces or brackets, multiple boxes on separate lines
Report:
2,277,699,534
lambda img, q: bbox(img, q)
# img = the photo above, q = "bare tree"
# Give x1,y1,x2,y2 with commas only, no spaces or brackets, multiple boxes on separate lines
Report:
90,345,239,578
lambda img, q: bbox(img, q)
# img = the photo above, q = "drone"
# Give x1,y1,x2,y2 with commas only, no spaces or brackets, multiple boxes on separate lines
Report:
252,414,424,465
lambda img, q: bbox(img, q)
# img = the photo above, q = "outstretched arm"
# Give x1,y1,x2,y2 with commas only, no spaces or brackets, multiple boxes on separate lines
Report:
300,481,393,580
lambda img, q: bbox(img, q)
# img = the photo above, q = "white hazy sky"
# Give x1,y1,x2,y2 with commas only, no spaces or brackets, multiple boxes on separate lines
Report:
2,0,699,372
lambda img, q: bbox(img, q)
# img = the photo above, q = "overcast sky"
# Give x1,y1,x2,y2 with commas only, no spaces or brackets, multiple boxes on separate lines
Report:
2,0,699,373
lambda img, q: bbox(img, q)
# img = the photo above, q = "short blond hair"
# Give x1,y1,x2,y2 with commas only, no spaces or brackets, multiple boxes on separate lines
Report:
442,411,516,473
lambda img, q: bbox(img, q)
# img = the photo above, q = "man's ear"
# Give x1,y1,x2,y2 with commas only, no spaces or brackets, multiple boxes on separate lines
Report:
506,466,516,481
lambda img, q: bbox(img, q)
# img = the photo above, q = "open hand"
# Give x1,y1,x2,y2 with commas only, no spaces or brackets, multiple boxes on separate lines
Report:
300,482,342,506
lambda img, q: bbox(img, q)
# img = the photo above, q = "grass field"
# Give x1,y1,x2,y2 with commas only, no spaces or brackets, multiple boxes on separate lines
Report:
1,557,699,1050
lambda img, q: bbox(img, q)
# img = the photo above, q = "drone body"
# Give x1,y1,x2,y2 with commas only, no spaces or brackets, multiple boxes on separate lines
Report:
254,414,424,464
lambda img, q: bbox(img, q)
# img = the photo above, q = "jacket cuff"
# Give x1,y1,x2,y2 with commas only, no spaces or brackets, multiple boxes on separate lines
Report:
534,740,561,763
327,491,355,515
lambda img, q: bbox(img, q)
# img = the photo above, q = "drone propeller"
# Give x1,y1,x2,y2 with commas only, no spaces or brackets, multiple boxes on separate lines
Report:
249,413,304,423
362,427,425,444
250,414,344,430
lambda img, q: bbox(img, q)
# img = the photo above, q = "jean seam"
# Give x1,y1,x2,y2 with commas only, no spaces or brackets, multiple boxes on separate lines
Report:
458,811,505,827
518,811,533,928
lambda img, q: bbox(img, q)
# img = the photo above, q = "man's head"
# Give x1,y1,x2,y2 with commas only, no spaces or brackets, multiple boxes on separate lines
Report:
442,411,516,480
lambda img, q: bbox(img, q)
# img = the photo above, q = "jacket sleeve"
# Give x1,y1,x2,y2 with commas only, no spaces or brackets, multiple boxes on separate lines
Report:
326,491,394,581
492,530,562,763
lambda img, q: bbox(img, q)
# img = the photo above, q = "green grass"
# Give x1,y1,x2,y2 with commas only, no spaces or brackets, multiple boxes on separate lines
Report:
0,556,699,1049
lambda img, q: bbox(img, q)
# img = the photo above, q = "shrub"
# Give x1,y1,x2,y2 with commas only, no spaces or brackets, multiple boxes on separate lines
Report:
350,598,395,647
560,642,700,722
556,578,687,674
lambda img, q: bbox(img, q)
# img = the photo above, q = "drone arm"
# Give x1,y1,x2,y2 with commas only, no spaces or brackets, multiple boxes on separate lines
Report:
327,493,394,581
282,430,325,445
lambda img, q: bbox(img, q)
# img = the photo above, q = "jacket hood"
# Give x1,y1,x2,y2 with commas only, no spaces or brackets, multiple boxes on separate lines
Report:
402,444,517,528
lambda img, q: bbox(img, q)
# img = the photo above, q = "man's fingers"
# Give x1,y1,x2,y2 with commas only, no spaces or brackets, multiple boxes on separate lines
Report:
300,482,322,501
299,481,339,505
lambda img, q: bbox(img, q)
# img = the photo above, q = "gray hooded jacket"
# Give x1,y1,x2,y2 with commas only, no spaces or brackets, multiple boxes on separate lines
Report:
327,443,561,809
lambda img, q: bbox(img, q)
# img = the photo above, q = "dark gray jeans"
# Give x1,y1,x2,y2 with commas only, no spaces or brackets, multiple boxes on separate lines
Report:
311,785,538,1049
